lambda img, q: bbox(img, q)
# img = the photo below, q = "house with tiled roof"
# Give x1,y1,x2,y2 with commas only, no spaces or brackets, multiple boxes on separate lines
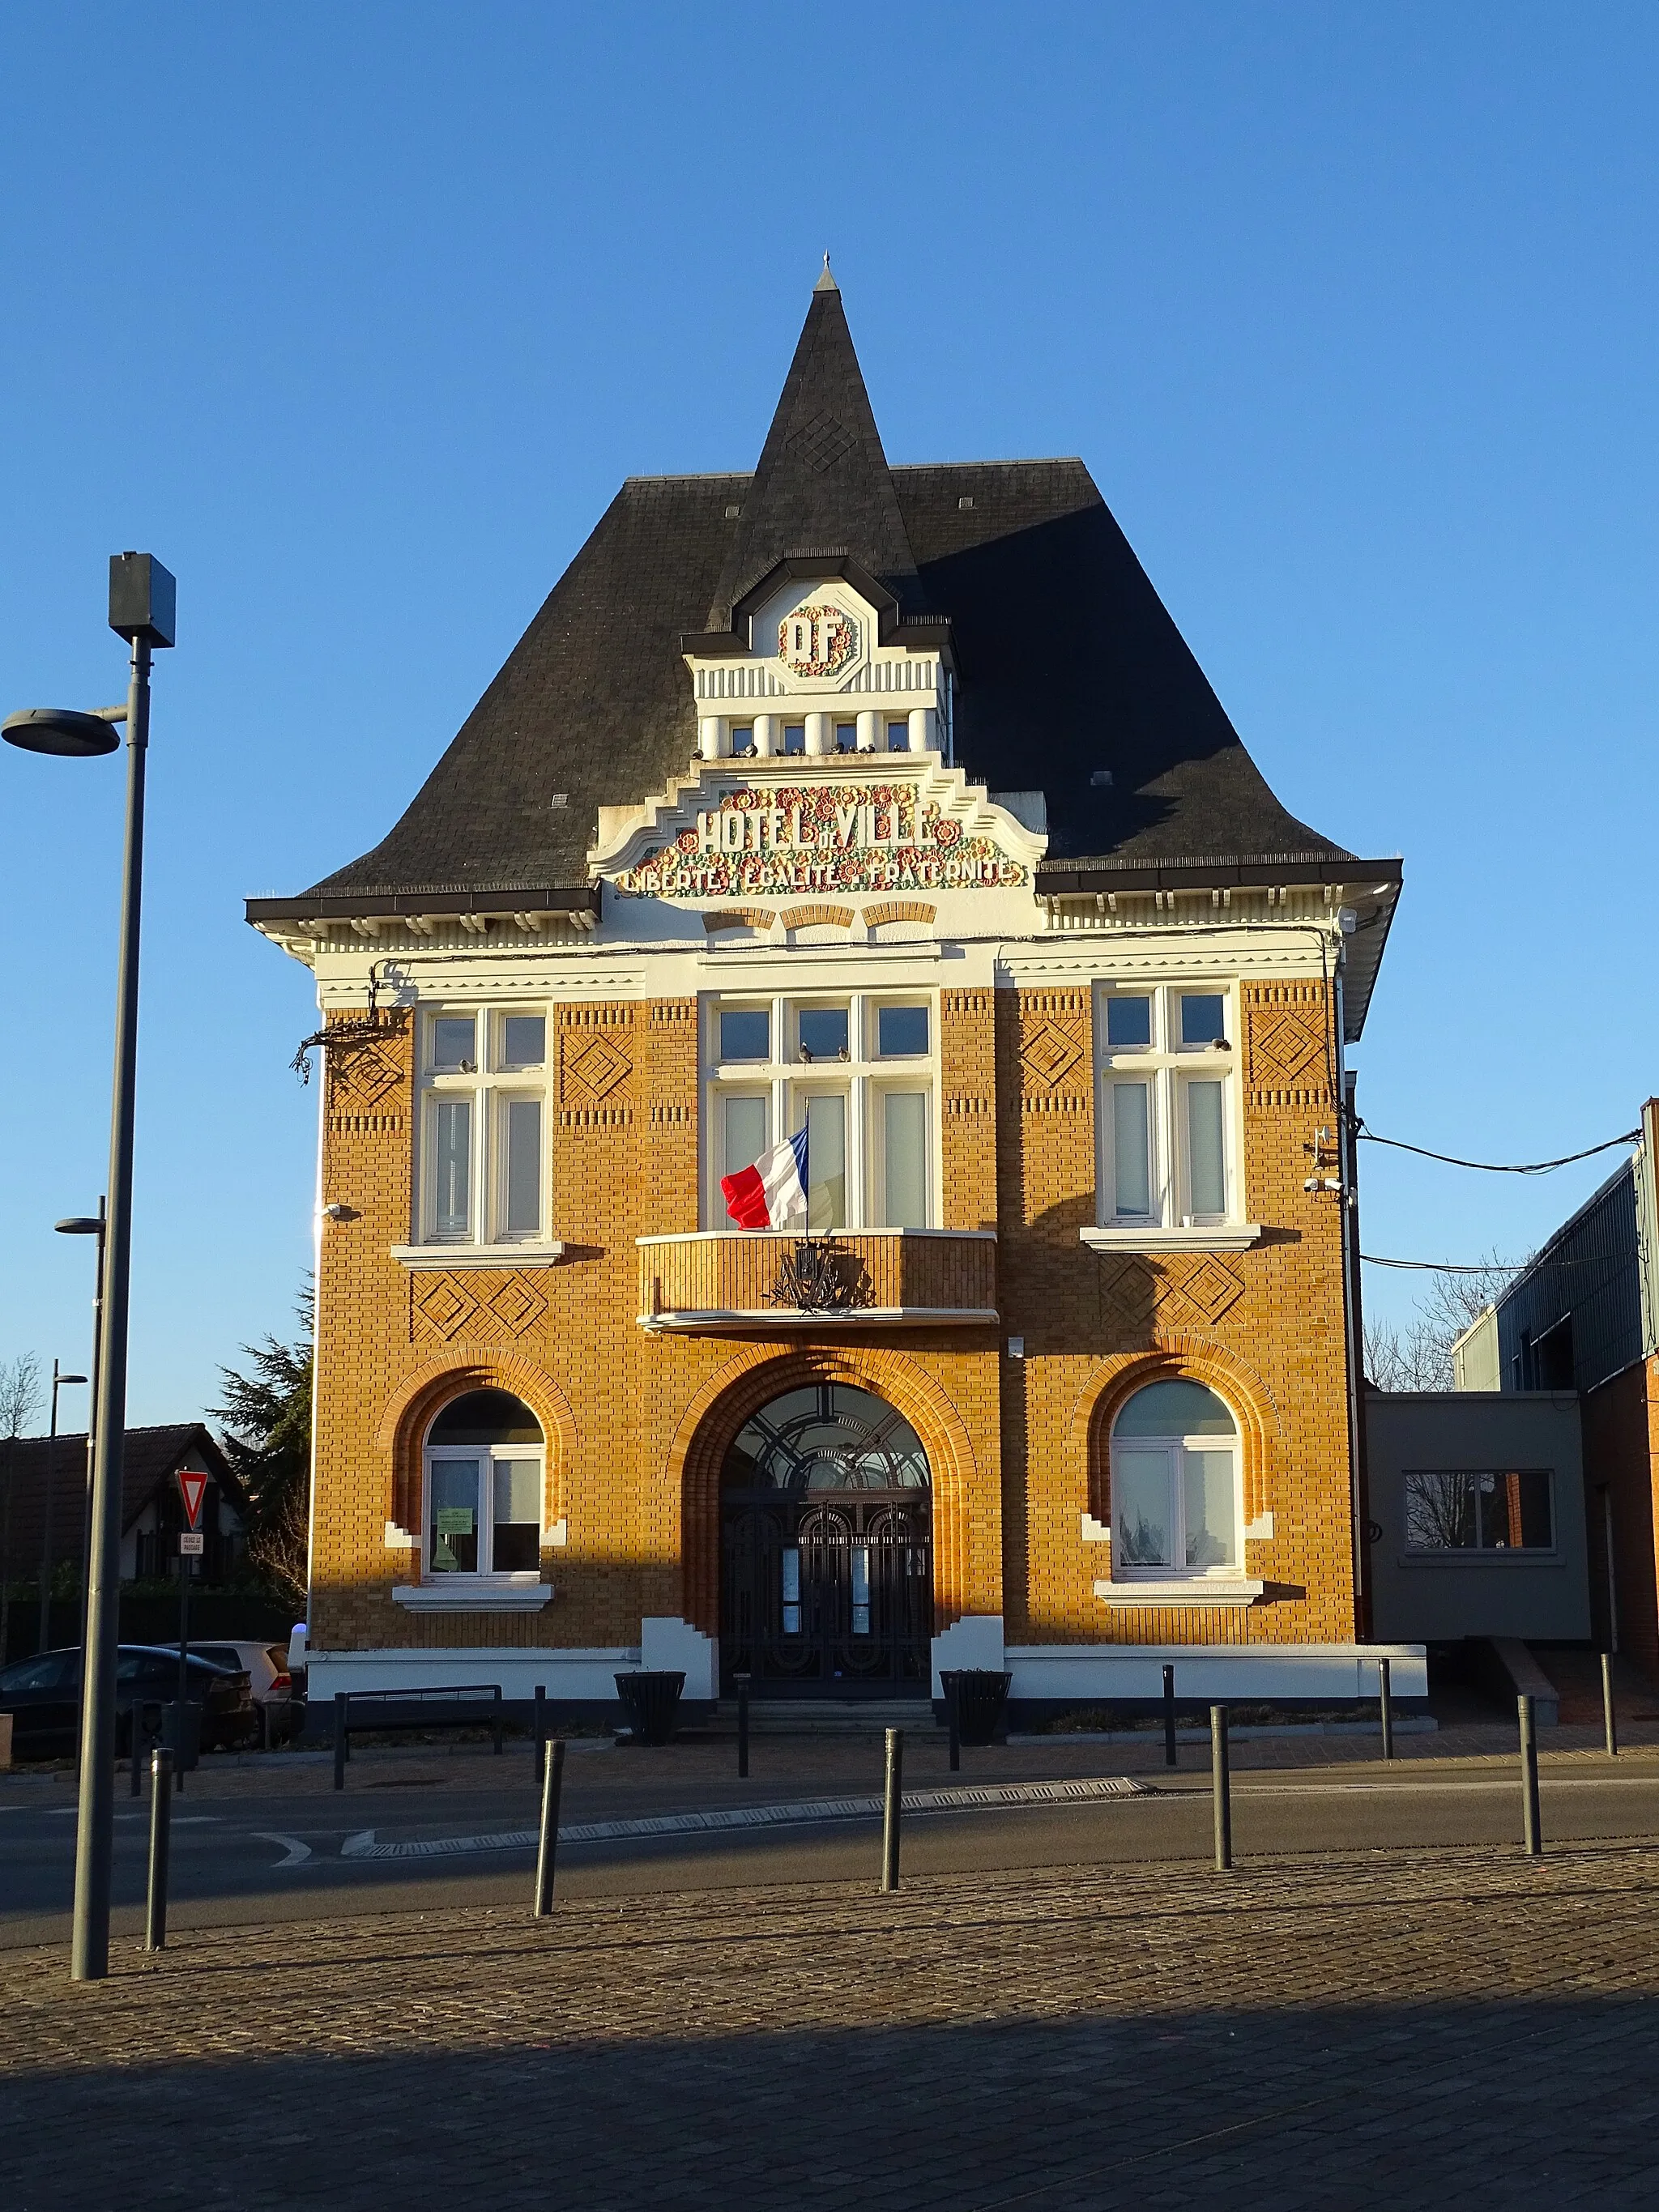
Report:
250,269,1414,1714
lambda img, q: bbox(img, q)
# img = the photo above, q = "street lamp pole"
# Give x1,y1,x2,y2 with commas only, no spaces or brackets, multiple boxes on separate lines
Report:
72,615,152,1980
5,552,174,1983
37,1360,87,1655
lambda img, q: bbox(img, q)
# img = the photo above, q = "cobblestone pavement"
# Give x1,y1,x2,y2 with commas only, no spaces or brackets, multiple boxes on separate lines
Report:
6,1843,1659,2209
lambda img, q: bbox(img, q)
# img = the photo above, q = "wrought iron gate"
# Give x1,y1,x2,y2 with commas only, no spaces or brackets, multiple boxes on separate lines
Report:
721,1490,932,1692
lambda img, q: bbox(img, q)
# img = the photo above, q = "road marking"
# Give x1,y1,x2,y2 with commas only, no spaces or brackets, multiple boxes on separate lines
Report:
335,1775,1150,1864
252,1831,313,1867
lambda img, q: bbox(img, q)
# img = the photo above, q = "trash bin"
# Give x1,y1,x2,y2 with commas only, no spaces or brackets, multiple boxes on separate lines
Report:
941,1669,1010,1747
160,1699,202,1772
614,1670,685,1745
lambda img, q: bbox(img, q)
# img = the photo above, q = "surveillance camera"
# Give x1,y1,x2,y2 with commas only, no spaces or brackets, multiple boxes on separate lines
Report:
322,1202,352,1221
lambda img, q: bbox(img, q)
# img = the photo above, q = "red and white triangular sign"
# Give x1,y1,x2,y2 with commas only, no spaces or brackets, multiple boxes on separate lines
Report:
177,1468,209,1532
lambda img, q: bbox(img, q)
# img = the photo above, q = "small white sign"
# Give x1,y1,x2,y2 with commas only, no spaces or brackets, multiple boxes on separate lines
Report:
178,1532,205,1557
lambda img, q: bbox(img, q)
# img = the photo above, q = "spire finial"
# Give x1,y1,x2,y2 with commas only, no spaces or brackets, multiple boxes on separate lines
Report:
814,252,838,293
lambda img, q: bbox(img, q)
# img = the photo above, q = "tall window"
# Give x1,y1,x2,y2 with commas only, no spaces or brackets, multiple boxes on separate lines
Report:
1098,984,1239,1229
424,1389,545,1578
417,1008,548,1245
1110,1379,1241,1577
706,994,936,1230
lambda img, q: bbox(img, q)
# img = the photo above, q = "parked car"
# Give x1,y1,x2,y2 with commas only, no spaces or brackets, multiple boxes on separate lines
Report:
0,1645,256,1761
189,1641,296,1741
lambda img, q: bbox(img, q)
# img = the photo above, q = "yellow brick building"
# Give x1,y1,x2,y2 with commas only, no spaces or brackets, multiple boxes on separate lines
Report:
250,271,1414,1715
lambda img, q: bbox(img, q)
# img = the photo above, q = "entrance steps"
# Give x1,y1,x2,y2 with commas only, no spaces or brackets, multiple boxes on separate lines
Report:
714,1698,940,1736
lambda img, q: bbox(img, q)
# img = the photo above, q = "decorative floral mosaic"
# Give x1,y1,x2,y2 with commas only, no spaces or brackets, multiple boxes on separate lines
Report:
612,782,1030,901
778,603,859,680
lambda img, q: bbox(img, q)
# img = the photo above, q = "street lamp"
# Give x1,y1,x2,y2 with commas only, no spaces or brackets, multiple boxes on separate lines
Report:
4,552,175,1983
55,1207,107,1660
37,1362,88,1654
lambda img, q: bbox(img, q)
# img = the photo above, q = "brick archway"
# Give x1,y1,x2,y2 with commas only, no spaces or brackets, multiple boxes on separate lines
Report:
666,1343,978,1638
1067,1336,1283,1532
376,1345,578,1539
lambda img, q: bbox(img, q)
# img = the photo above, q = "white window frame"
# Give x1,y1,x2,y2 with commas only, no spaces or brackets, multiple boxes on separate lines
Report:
702,991,940,1231
1092,982,1249,1239
1108,1409,1243,1585
413,1006,552,1250
422,1424,548,1584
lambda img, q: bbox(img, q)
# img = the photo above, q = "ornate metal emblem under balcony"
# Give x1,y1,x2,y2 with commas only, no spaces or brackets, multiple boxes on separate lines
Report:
768,1237,872,1315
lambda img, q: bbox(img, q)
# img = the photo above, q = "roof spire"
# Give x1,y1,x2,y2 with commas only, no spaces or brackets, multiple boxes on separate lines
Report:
702,275,922,632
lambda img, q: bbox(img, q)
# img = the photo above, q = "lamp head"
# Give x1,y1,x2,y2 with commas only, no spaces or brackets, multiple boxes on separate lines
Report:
57,1374,88,1387
54,1217,105,1236
3,709,120,758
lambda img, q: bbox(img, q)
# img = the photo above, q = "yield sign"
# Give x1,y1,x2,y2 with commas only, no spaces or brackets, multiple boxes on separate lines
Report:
176,1468,209,1532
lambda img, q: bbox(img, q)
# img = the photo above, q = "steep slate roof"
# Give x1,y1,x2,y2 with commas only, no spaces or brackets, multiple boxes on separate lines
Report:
267,278,1380,909
2,1424,243,1572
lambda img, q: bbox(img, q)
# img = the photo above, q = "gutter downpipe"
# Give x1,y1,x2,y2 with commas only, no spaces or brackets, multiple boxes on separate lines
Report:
1336,965,1367,1634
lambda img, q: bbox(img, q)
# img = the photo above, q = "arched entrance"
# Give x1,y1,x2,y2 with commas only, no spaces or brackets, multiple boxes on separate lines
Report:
719,1382,933,1697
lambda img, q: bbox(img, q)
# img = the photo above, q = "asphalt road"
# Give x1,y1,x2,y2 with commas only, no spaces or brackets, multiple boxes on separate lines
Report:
6,1752,1659,1950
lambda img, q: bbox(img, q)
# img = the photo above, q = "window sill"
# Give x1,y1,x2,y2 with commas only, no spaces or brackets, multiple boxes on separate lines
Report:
1094,1577,1265,1607
1394,1550,1564,1570
1080,1225,1263,1255
392,1243,566,1271
391,1580,554,1613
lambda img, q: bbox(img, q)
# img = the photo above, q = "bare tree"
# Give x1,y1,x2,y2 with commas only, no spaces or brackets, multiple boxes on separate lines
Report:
1364,1252,1522,1393
0,1353,43,1659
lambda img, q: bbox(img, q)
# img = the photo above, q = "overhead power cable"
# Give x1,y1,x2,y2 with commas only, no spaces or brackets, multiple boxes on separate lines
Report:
1360,1251,1617,1275
1354,1126,1639,1176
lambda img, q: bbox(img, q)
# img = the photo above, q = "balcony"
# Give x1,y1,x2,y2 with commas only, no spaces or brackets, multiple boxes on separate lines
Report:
637,1229,998,1333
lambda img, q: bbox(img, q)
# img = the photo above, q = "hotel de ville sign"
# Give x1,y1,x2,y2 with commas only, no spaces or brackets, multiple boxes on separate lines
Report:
611,781,1031,901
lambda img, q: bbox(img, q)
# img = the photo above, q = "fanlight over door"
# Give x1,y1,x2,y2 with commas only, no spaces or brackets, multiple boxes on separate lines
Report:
719,1383,932,1696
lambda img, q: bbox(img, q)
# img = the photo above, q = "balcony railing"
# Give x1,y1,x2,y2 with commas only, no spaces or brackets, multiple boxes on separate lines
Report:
637,1229,997,1332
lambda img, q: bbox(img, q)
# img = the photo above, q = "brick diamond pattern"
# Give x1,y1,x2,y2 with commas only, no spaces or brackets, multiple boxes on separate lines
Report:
1249,1012,1321,1084
563,1034,632,1104
1162,1255,1247,1324
412,1276,480,1341
1096,1259,1155,1341
484,1276,549,1335
783,410,858,475
1019,1021,1085,1089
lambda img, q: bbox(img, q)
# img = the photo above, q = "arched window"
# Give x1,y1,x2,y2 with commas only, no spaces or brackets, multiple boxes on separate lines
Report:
723,1384,928,1492
1110,1379,1239,1575
424,1389,544,1577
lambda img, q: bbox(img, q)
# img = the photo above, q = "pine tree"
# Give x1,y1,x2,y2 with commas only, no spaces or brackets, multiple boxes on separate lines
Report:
212,1284,313,1605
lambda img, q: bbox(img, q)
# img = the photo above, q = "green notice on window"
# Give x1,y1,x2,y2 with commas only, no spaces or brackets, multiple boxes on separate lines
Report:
436,1506,475,1536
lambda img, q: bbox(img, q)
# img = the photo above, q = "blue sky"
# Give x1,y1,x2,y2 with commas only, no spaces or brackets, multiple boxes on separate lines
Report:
2,4,1654,1427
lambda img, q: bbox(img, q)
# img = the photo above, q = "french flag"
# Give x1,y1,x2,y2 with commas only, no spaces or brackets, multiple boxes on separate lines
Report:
721,1128,808,1230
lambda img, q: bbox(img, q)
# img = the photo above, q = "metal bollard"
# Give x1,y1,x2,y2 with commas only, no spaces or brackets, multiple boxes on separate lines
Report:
533,1738,566,1917
492,1686,503,1757
735,1672,750,1780
130,1720,143,1797
1602,1652,1618,1758
146,1747,174,1951
1162,1663,1177,1768
1379,1656,1395,1762
534,1686,548,1787
1211,1706,1232,1872
881,1728,903,1892
1519,1694,1542,1857
333,1692,348,1791
947,1676,962,1774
